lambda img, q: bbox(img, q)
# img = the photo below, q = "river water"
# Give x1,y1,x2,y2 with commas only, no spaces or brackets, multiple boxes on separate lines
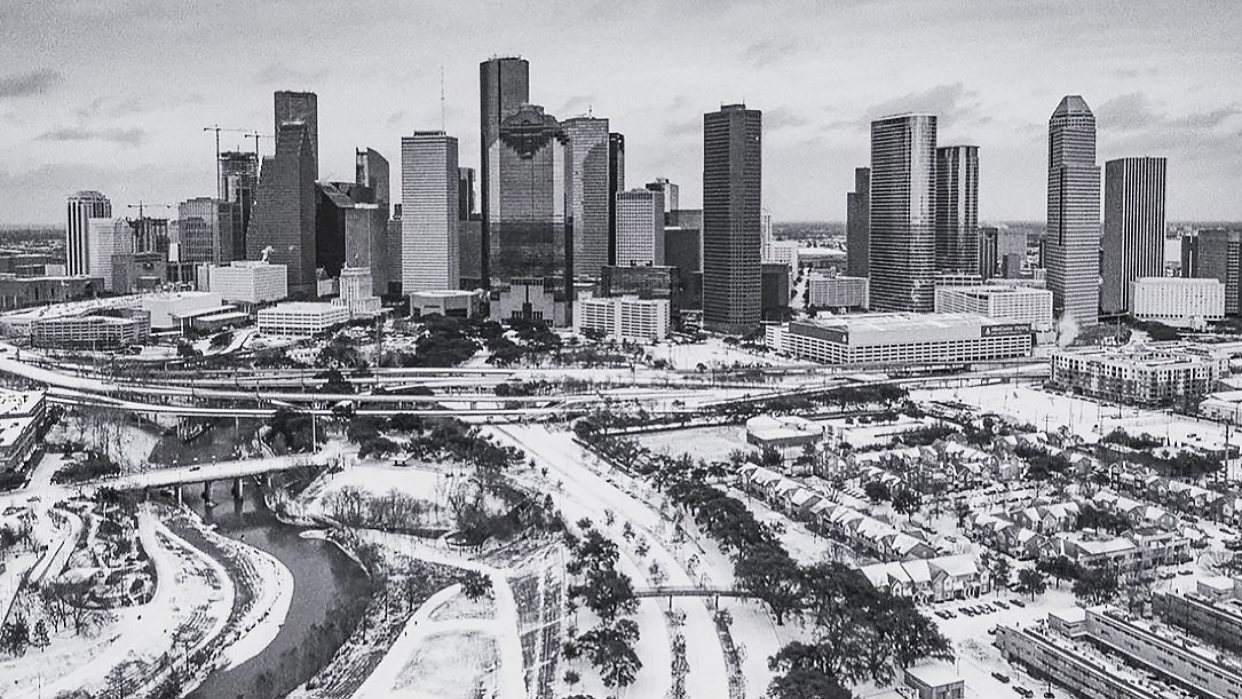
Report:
177,482,369,699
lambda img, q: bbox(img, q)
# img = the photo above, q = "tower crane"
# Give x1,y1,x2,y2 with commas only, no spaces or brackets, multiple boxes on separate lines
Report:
243,131,273,160
203,125,259,198
126,201,173,219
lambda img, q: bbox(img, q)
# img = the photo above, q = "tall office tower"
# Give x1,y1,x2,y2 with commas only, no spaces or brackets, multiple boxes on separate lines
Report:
458,167,476,221
702,104,762,334
315,183,352,279
562,117,611,278
761,210,774,244
935,145,979,274
869,114,937,312
978,226,999,280
608,132,626,265
646,178,679,214
219,152,258,260
178,198,235,265
274,91,318,177
66,191,111,275
492,105,572,313
386,205,403,295
1183,229,1242,315
1045,95,1101,326
402,131,460,292
249,121,317,297
87,217,132,291
131,217,170,255
1101,156,1167,314
480,56,530,288
615,189,665,267
354,148,390,208
846,168,871,278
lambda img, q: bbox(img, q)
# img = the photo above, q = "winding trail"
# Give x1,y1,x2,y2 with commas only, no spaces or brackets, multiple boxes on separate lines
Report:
492,424,730,699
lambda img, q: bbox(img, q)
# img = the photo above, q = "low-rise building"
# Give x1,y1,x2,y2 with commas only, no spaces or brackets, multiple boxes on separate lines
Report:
410,289,485,318
1153,582,1242,655
256,302,349,337
0,389,46,472
141,291,224,332
806,273,869,310
1050,343,1229,409
766,313,1032,366
745,415,824,456
492,277,567,327
1130,277,1225,329
573,296,670,342
332,266,382,318
207,261,288,305
30,308,151,349
903,664,964,699
1045,528,1190,577
934,284,1053,325
0,274,103,310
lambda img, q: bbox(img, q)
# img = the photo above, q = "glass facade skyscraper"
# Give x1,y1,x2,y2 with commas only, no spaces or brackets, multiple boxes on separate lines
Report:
249,120,317,297
401,131,460,292
66,191,111,276
480,57,530,289
935,145,979,274
608,132,625,265
869,113,937,313
1102,156,1167,314
492,105,572,316
274,91,318,177
562,116,611,279
702,104,762,335
1045,95,1100,326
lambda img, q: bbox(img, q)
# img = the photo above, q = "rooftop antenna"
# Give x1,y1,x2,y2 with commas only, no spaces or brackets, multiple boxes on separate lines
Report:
440,65,446,131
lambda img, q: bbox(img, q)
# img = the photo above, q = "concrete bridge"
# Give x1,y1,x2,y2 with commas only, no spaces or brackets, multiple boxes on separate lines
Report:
632,585,755,608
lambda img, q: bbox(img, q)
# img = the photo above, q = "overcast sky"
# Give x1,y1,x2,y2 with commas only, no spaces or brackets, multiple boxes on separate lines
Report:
1,0,1240,225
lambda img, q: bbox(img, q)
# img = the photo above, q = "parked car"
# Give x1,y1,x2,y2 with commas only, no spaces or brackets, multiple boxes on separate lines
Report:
992,672,1010,683
1011,599,1026,607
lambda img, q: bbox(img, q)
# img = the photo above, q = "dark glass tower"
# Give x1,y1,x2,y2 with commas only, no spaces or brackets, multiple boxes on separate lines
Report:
1045,95,1100,326
869,113,937,312
702,104,762,335
249,121,317,297
608,132,626,265
479,57,530,288
846,167,870,278
1101,156,1167,314
274,91,318,178
492,104,571,308
354,147,390,208
935,145,979,274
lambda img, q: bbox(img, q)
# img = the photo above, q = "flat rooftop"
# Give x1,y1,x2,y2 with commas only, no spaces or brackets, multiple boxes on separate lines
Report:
0,389,42,418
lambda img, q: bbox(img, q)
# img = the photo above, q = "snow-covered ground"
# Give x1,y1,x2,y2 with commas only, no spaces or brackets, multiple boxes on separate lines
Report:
297,462,463,528
637,424,752,462
646,338,812,371
915,382,1234,451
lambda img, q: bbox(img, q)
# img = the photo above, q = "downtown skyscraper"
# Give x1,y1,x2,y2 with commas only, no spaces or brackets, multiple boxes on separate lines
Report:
1101,156,1167,314
479,56,530,288
66,191,111,276
702,104,762,334
401,132,460,292
219,151,257,260
845,168,870,278
562,116,611,278
608,133,626,265
275,91,319,177
1045,95,1101,326
249,92,318,297
869,114,937,313
935,145,979,274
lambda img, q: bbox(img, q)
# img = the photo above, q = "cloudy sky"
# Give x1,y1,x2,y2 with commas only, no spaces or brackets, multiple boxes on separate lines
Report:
1,0,1240,225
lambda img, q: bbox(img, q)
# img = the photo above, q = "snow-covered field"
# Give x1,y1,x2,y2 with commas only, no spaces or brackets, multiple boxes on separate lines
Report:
637,424,752,462
915,383,1233,450
646,338,811,371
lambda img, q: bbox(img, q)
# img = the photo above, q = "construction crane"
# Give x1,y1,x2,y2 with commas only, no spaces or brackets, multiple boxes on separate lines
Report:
243,131,274,160
203,125,258,198
126,201,173,219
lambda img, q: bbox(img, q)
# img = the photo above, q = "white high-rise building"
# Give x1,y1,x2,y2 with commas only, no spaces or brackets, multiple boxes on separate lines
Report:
615,189,664,267
66,191,111,276
333,266,382,318
401,131,459,292
87,217,132,292
574,296,670,342
1129,277,1224,328
208,261,288,304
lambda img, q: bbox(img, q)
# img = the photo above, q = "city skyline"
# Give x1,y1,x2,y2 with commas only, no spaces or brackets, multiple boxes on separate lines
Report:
1,1,1239,225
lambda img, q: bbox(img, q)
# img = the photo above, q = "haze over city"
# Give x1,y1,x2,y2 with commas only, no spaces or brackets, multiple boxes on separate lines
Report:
1,0,1240,224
